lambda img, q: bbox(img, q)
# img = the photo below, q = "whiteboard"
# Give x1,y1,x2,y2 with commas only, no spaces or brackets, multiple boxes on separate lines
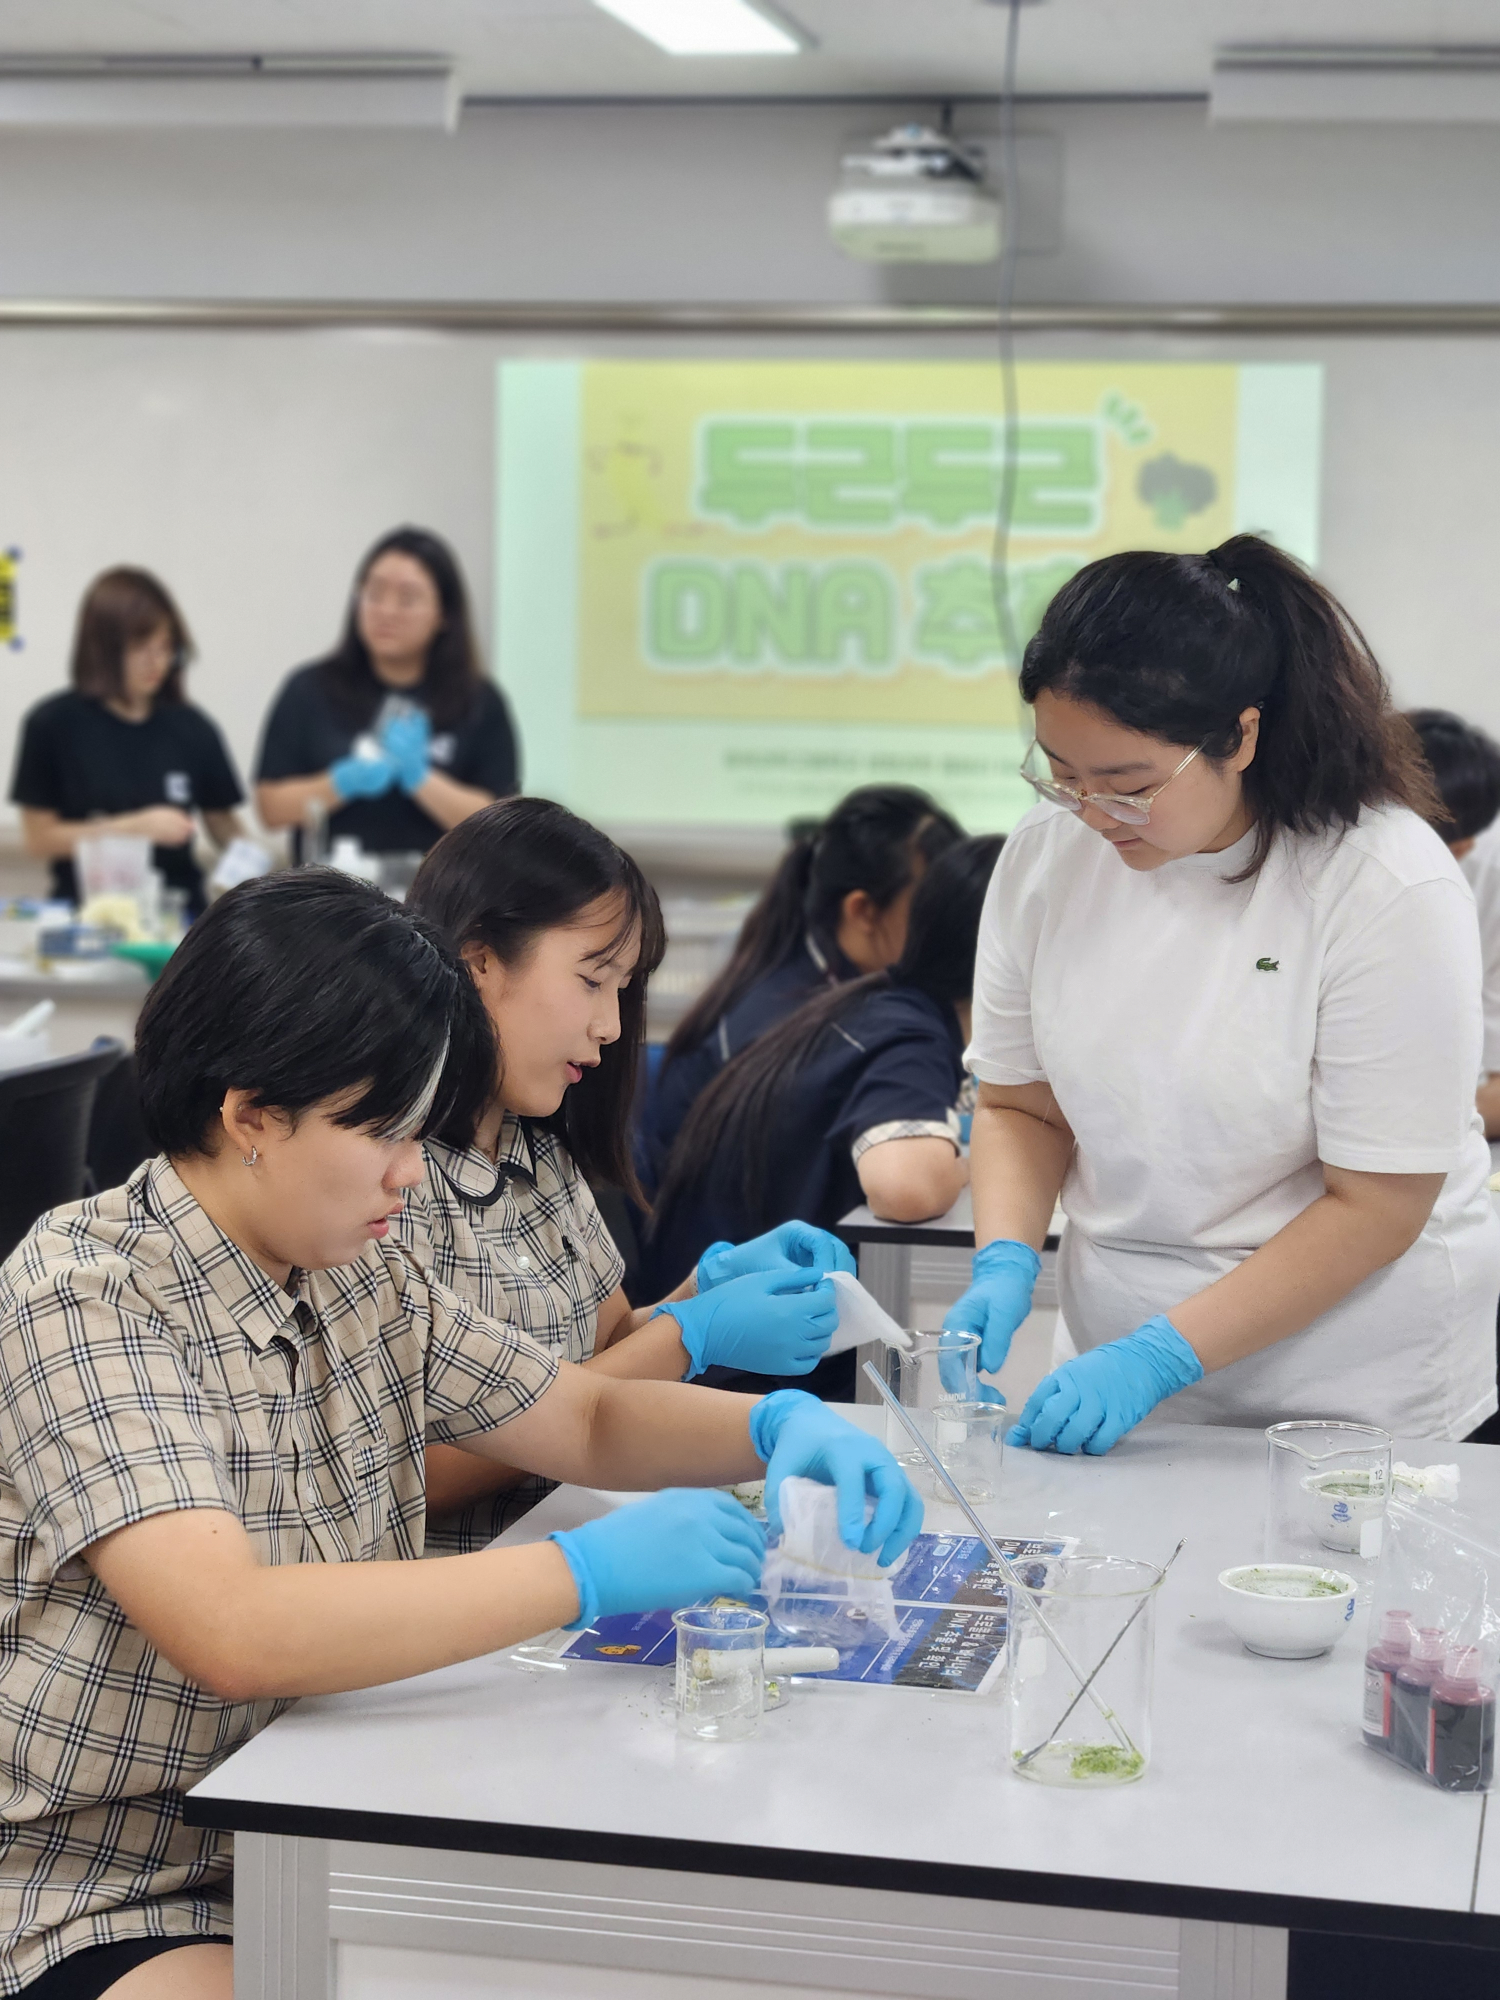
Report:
0,323,1496,839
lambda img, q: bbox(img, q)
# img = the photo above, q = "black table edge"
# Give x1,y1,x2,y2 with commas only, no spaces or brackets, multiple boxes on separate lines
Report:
182,1794,1500,1949
835,1223,1059,1251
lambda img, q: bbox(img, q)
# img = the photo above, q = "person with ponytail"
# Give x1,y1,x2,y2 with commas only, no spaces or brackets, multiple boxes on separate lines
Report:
636,785,963,1201
401,799,858,1552
948,534,1500,1452
651,834,1004,1400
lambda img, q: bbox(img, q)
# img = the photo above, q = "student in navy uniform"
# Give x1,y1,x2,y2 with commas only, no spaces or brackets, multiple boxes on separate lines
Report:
649,832,1003,1400
255,527,518,862
11,568,244,917
636,785,963,1208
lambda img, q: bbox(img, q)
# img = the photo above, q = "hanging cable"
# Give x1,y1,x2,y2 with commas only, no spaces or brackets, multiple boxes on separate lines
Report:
989,0,1025,671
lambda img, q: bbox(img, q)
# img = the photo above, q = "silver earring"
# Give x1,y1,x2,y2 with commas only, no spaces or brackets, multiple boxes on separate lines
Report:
241,1147,259,1167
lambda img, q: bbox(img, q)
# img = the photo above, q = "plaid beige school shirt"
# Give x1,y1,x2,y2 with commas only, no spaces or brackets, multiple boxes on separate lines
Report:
396,1119,624,1554
0,1156,557,1993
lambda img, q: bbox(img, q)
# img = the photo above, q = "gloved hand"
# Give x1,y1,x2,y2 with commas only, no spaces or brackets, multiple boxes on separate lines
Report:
656,1267,837,1379
750,1389,923,1567
380,710,432,793
1010,1314,1204,1457
697,1221,855,1293
329,751,397,801
550,1488,765,1630
943,1238,1041,1375
937,1329,1003,1407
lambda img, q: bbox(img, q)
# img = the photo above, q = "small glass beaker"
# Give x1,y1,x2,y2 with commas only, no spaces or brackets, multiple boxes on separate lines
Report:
673,1606,767,1742
875,1330,981,1479
1265,1421,1393,1567
931,1398,1005,1503
1008,1555,1163,1787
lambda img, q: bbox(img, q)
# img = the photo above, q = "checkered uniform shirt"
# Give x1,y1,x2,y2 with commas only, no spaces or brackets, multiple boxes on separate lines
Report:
0,1156,557,1993
396,1119,624,1554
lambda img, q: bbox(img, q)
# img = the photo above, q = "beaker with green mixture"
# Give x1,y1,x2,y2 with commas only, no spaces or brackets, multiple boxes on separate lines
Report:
1008,1555,1164,1787
1265,1421,1392,1570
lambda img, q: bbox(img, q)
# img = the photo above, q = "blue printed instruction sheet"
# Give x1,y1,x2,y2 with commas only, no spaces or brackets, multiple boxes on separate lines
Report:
546,1535,1068,1696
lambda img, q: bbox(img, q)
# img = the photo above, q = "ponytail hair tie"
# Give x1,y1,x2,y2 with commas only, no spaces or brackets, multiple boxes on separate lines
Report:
1227,577,1240,593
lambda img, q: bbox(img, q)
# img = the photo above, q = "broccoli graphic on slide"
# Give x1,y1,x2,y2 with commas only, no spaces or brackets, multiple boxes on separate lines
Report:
1137,454,1217,531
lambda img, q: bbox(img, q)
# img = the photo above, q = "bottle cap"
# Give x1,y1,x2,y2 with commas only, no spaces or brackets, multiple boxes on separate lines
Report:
1380,1609,1415,1646
1412,1626,1448,1666
1443,1645,1483,1684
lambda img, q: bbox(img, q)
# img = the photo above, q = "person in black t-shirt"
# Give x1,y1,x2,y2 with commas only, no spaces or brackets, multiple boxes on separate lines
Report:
647,832,1004,1400
10,567,245,915
255,526,519,861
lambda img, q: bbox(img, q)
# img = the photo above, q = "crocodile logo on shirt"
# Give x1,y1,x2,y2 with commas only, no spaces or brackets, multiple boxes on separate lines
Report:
1255,957,1280,972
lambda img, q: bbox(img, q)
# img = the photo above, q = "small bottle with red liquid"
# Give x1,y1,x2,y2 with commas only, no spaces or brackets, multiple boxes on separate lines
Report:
1391,1625,1448,1773
1363,1608,1415,1757
1427,1645,1496,1792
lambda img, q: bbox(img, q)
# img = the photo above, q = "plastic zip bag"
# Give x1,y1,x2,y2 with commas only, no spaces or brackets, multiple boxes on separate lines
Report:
761,1475,904,1650
1362,1494,1497,1791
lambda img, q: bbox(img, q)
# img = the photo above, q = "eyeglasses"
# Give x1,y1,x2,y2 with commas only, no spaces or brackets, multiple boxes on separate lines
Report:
1019,739,1203,826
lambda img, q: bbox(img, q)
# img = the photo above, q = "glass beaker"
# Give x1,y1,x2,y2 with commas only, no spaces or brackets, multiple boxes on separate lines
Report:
931,1398,1005,1503
1265,1421,1393,1568
673,1606,766,1742
875,1330,980,1482
1008,1554,1162,1787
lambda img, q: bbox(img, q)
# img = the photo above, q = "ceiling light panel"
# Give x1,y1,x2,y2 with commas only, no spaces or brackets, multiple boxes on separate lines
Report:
590,0,804,57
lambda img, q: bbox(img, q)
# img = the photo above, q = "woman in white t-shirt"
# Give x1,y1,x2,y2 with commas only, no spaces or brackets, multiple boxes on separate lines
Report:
947,534,1500,1452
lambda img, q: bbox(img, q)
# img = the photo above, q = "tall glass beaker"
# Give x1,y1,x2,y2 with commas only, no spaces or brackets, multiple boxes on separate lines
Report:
1008,1554,1163,1787
874,1329,981,1486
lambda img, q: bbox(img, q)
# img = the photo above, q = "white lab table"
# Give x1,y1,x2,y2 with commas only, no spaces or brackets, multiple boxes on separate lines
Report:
185,1420,1500,2000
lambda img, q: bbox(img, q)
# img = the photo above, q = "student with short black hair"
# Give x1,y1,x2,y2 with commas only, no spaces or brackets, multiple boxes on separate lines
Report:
649,833,1004,1397
402,799,856,1551
254,527,518,863
1406,707,1500,1144
953,536,1500,1456
11,567,244,916
636,784,963,1200
0,869,918,2000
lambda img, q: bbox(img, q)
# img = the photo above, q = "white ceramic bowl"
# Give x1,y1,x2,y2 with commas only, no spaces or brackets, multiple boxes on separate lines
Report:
1217,1564,1358,1659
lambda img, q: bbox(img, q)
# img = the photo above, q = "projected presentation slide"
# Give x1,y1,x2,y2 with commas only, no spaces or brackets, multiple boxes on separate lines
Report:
496,358,1322,830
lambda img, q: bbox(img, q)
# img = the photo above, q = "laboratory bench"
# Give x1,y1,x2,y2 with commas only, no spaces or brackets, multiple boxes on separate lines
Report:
185,1418,1500,2000
0,959,149,1055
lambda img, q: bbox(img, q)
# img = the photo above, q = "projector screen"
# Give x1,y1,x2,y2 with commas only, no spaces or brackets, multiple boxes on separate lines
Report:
497,357,1321,831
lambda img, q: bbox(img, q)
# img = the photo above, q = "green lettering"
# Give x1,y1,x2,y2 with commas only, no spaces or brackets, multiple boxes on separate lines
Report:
813,563,892,667
729,565,813,663
902,424,998,528
699,421,798,525
803,423,898,527
649,563,727,660
1013,423,1099,531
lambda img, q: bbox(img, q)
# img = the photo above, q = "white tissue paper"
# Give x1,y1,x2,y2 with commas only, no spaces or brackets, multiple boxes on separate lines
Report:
1393,1462,1461,1504
761,1475,904,1646
824,1269,914,1356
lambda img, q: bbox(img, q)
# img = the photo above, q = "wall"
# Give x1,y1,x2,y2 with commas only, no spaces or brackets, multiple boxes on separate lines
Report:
2,99,1500,836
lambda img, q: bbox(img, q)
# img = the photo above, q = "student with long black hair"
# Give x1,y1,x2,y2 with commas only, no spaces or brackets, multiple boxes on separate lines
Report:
255,526,518,862
0,870,917,2000
636,784,963,1199
949,535,1500,1456
649,834,1004,1397
403,798,857,1552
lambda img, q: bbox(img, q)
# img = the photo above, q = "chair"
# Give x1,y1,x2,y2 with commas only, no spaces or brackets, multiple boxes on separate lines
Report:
0,1040,126,1263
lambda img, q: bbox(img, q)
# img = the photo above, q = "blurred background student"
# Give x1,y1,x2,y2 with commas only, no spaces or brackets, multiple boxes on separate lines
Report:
10,567,244,918
1407,706,1500,1137
646,832,1003,1399
636,784,964,1201
255,526,519,864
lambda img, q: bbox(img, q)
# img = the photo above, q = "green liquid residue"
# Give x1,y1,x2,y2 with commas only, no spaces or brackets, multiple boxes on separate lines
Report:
1066,1745,1145,1781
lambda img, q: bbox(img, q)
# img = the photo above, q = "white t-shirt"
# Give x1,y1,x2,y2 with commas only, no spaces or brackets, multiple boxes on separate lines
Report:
1460,820,1500,1078
967,801,1500,1439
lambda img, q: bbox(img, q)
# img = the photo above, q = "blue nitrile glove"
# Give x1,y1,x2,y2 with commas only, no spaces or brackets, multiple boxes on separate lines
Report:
697,1221,856,1293
750,1390,923,1567
380,710,432,793
550,1488,766,1630
329,751,398,801
1010,1314,1204,1457
937,1328,1004,1407
943,1238,1041,1376
656,1267,837,1379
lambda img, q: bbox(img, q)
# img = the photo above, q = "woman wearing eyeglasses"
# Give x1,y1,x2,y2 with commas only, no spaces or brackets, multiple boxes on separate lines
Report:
946,534,1500,1452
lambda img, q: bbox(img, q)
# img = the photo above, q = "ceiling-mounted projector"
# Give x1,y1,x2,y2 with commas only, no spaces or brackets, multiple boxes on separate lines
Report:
828,124,1000,264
